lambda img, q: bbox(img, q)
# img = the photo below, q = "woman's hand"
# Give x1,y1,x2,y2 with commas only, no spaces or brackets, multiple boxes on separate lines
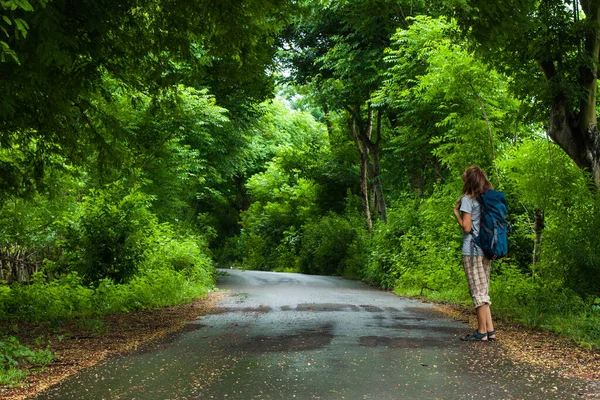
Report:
454,196,462,215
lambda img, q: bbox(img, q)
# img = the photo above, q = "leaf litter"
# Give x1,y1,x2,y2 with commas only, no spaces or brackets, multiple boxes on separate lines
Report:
431,302,600,398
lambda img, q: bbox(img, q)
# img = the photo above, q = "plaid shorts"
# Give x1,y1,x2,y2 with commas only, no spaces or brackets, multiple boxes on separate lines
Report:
462,256,491,308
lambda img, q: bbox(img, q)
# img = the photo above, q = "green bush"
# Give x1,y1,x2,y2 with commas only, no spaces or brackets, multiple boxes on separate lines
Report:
237,162,322,271
366,187,464,292
364,197,421,288
0,336,53,387
299,213,358,276
489,265,600,348
56,183,156,284
143,224,214,280
497,138,600,296
1,273,94,322
237,231,274,271
0,224,215,323
272,227,302,272
94,267,212,314
0,268,213,323
542,197,600,296
341,219,369,279
0,366,28,388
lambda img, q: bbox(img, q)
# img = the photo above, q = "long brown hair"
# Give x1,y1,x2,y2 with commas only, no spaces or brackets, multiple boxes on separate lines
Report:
461,165,493,198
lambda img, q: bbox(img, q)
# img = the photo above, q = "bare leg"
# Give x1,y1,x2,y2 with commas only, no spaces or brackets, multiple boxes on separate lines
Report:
485,305,495,339
476,304,495,338
475,305,489,340
482,257,495,338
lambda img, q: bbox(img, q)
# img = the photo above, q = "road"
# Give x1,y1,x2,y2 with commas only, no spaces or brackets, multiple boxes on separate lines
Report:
35,269,590,399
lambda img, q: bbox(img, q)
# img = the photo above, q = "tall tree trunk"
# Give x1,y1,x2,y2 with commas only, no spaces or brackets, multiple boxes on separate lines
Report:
532,208,545,267
348,105,387,227
365,108,376,215
370,111,387,222
351,115,373,231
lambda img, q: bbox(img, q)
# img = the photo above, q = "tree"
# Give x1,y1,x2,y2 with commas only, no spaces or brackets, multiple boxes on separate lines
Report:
281,0,426,229
377,16,519,183
0,0,290,197
443,0,600,184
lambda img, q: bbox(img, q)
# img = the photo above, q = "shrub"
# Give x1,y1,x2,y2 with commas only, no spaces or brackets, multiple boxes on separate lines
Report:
0,336,53,387
299,213,358,276
341,219,369,279
55,184,157,284
0,226,215,322
366,187,464,292
0,268,213,323
143,224,214,282
1,273,94,322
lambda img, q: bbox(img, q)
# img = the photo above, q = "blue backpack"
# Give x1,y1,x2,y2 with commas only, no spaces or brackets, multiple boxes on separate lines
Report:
474,190,508,259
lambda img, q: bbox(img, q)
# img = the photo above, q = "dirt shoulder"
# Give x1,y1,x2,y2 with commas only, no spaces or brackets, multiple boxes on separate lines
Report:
431,302,600,393
0,292,223,400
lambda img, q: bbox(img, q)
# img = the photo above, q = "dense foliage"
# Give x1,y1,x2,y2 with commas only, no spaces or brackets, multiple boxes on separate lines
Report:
2,1,600,386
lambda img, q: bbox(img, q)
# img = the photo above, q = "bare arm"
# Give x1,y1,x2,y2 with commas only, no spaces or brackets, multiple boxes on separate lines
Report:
454,197,472,233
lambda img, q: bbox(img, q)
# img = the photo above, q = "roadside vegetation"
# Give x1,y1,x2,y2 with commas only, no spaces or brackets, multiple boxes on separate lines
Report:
2,0,600,391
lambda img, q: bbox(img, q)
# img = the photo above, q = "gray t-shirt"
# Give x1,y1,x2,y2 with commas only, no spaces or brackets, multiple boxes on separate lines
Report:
460,195,484,256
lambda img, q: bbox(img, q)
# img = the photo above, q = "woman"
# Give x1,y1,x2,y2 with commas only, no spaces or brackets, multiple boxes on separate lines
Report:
453,165,496,341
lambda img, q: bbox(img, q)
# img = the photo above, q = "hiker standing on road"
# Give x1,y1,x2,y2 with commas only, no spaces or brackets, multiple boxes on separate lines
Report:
453,165,496,342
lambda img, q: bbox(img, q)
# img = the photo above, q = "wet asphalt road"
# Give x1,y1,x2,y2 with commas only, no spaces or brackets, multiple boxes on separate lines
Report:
35,269,592,399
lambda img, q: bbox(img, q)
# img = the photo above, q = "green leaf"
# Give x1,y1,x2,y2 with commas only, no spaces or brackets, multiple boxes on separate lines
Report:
14,18,29,33
15,0,34,12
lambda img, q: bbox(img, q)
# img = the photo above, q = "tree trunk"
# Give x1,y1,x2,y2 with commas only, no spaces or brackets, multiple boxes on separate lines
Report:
351,115,373,231
365,108,376,215
546,89,600,185
348,104,388,226
370,111,387,222
543,2,600,185
532,208,545,267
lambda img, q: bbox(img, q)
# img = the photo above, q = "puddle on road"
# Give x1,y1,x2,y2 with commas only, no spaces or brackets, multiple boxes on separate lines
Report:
295,303,361,312
231,325,335,353
210,305,272,314
359,305,384,312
